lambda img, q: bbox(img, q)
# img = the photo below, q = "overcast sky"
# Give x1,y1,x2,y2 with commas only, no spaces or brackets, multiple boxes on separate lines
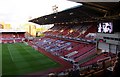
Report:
0,0,119,24
0,0,81,27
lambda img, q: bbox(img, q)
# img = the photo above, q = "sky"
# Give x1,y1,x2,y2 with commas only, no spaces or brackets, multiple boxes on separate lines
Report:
0,0,81,28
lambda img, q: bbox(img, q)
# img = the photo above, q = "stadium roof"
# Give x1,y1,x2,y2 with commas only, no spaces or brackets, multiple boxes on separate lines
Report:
68,0,120,2
0,29,26,33
29,2,120,25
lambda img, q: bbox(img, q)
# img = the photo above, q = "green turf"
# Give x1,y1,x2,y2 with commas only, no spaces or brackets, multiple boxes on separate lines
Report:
0,43,2,76
2,43,60,75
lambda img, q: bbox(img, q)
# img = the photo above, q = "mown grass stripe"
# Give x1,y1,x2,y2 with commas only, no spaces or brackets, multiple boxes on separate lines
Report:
7,45,14,62
2,43,60,75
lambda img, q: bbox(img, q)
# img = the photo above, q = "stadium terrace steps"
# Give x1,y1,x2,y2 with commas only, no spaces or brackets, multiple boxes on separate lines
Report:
80,53,109,67
70,45,95,59
63,43,84,56
79,25,97,38
75,48,97,63
44,24,97,39
26,24,99,75
28,42,72,68
30,36,97,65
79,52,98,65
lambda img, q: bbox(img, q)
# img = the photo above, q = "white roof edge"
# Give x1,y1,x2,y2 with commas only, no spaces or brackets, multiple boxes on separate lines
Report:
0,29,26,33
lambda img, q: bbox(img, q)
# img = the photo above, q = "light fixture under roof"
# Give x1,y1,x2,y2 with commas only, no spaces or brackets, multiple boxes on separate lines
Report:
69,12,73,15
54,16,56,18
45,18,47,20
36,20,38,22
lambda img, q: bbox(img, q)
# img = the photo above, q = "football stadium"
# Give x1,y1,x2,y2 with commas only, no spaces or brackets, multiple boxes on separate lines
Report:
1,0,120,77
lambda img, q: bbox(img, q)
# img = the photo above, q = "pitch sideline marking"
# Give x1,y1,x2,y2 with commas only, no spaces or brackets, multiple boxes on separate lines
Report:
7,45,14,62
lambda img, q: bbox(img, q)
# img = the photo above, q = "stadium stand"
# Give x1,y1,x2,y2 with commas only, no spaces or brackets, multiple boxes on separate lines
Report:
27,22,116,77
28,2,120,76
2,1,120,77
1,31,25,43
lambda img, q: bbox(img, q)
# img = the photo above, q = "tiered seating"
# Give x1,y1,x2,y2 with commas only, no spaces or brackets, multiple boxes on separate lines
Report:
31,23,113,69
80,53,109,67
30,36,98,64
59,29,69,36
63,43,84,56
27,23,117,77
80,25,97,38
43,24,96,43
19,33,25,38
70,44,95,59
75,49,96,62
66,30,80,37
28,22,117,77
1,33,25,43
28,24,99,64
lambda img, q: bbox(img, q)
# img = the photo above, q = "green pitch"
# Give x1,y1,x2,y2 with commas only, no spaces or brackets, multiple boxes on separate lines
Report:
2,43,60,75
